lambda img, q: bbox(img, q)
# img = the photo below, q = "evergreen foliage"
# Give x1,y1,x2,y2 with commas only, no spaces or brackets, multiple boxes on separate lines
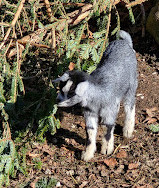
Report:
0,0,147,186
149,124,159,133
35,176,57,188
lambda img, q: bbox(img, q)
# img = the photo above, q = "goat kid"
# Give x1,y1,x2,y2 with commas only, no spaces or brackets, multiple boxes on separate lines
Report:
53,30,138,161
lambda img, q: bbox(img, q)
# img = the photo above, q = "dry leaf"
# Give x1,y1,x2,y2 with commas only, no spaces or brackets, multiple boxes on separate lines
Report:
116,150,127,158
69,62,75,71
33,143,54,155
128,162,140,169
143,117,157,124
80,121,86,129
135,116,139,124
30,177,39,188
146,107,158,117
30,182,36,188
88,30,93,39
104,158,118,168
27,152,42,158
143,107,158,124
79,181,88,188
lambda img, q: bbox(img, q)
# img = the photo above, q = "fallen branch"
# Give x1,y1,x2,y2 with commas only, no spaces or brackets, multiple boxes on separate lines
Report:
5,0,147,58
7,3,93,57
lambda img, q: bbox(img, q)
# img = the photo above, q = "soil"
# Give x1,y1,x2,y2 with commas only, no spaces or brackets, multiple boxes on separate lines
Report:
10,6,159,188
10,39,159,188
46,54,159,188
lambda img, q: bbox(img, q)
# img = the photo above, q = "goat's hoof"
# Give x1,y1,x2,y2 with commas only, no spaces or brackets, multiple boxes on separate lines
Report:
101,147,107,155
123,129,133,138
106,147,114,155
81,151,94,162
101,145,114,155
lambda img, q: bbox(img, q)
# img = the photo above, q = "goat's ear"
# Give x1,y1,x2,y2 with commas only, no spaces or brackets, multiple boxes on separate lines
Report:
53,72,70,83
75,81,89,97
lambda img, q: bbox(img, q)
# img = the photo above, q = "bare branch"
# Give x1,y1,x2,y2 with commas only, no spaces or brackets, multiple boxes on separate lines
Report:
126,0,148,8
0,0,26,50
44,0,53,19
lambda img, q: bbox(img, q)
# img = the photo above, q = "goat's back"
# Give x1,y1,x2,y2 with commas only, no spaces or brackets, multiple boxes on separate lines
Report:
88,37,137,105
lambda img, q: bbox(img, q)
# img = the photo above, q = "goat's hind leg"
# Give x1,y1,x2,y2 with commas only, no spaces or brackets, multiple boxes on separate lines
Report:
81,116,98,161
123,94,136,138
101,124,115,155
100,103,120,155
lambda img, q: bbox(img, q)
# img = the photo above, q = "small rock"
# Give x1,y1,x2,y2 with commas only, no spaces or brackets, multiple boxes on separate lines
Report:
76,176,81,182
71,124,76,128
101,169,108,177
66,169,74,176
56,182,61,187
45,168,51,175
115,165,125,174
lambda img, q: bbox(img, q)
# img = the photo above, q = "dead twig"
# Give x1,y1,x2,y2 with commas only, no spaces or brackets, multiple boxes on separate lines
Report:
126,0,148,8
39,2,86,7
2,0,17,8
0,0,25,50
51,27,56,49
44,0,53,19
140,3,146,37
0,22,10,27
99,0,113,60
5,0,145,58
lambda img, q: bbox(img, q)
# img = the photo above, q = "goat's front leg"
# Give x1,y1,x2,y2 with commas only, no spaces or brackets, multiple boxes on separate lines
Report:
81,116,98,161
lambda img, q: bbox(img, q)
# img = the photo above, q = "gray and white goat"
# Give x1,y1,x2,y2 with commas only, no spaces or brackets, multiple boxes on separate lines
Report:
54,30,138,161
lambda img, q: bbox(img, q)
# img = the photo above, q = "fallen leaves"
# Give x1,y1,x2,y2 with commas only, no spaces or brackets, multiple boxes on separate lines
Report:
128,162,140,170
104,158,118,168
145,107,158,117
143,107,159,124
116,150,128,159
34,142,54,155
68,62,75,71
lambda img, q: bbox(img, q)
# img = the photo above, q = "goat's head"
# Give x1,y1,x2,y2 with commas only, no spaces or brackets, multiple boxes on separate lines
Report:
53,71,89,107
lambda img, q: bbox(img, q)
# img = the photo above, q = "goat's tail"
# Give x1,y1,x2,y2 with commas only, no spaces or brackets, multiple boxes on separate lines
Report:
118,30,133,48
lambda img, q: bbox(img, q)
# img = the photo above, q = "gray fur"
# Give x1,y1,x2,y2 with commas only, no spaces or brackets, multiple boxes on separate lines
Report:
54,30,138,161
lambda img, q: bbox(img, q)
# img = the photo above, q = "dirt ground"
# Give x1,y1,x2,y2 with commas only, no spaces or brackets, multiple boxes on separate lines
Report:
51,54,159,187
46,53,159,188
10,38,159,188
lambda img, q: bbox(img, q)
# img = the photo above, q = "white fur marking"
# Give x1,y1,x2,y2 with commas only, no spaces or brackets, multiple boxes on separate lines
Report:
62,80,73,93
75,81,89,97
101,126,114,155
60,73,70,82
123,105,135,138
81,129,97,161
81,116,98,161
